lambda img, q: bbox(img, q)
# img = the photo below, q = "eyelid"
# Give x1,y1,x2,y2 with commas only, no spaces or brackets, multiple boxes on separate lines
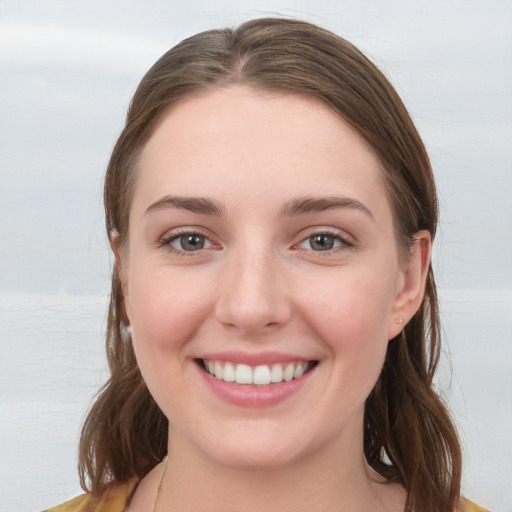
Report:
293,227,354,252
157,227,220,255
156,225,354,256
170,233,212,251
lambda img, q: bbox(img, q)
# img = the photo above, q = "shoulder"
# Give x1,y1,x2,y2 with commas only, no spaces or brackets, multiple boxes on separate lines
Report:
42,479,138,512
459,497,492,512
42,493,95,512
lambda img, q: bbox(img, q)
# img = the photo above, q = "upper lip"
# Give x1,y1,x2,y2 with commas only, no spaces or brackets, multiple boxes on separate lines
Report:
196,351,315,366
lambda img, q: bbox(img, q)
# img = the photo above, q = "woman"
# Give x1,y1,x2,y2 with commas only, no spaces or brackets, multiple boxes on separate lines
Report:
45,18,489,512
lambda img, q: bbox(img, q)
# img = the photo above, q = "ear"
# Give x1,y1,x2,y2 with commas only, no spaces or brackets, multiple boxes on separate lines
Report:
388,230,432,339
110,230,132,322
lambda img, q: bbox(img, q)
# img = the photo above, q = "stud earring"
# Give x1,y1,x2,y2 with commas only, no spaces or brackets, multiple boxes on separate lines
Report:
395,318,403,325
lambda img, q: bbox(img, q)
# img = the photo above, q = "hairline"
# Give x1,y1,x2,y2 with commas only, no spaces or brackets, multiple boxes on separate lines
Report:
117,84,411,260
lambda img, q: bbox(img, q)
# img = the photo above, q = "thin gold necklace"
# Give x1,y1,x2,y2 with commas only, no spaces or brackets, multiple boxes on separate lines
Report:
152,456,169,512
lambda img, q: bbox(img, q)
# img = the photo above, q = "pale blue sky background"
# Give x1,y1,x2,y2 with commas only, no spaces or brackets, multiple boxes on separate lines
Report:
0,1,511,511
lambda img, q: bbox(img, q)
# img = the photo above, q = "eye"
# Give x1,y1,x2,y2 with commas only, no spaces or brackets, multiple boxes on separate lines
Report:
298,232,350,252
172,233,211,251
160,231,213,253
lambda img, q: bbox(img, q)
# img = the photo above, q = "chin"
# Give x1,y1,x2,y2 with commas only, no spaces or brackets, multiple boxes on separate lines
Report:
195,424,319,473
210,445,302,473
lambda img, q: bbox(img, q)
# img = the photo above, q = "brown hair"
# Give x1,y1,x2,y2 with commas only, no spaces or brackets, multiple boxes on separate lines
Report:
79,17,461,511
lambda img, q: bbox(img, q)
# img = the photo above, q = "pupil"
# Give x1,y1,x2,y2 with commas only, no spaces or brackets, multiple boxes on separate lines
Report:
311,235,333,251
181,235,204,251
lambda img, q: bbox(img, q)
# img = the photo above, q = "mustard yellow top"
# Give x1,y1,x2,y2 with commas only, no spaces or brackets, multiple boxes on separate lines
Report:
42,479,137,512
43,480,490,512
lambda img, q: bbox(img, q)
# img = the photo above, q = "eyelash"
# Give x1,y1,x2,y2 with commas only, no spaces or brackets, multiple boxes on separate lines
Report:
157,228,214,256
157,228,353,256
296,229,354,254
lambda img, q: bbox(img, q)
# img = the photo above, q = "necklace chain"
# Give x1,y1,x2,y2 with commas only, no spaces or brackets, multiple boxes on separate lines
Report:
152,456,169,512
150,455,404,511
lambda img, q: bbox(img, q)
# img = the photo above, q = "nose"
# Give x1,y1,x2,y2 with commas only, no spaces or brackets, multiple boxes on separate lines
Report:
215,245,292,337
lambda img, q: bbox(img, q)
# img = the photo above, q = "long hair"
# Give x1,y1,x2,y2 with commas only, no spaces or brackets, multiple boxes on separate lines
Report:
79,18,461,511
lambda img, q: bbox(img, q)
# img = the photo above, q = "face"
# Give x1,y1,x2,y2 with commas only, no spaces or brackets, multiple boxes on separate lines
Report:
119,86,427,471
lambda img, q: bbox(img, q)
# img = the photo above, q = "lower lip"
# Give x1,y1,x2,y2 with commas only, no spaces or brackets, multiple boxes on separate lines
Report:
196,363,316,408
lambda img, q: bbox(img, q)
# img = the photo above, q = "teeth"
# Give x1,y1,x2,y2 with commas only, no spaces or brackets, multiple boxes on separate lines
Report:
293,363,305,379
223,362,235,382
203,360,312,386
270,364,283,383
214,361,223,379
253,365,271,385
235,364,252,384
283,363,295,382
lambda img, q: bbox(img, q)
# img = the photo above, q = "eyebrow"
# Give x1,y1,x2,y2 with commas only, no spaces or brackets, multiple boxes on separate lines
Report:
145,194,373,220
280,196,374,220
146,195,225,216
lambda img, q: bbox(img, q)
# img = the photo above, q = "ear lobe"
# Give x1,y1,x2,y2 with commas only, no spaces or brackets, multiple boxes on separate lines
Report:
388,230,432,339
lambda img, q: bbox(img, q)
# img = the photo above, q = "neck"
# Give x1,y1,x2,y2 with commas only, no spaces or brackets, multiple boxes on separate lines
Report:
157,417,392,512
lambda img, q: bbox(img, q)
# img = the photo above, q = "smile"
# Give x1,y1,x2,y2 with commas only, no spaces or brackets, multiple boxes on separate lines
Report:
200,359,317,386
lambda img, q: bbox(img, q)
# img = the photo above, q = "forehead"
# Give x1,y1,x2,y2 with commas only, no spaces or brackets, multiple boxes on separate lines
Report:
133,86,391,223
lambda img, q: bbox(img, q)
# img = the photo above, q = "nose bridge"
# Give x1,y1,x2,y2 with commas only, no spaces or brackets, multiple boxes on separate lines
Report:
216,238,290,335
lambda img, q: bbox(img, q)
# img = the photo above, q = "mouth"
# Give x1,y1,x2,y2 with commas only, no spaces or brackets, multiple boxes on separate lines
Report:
197,359,318,386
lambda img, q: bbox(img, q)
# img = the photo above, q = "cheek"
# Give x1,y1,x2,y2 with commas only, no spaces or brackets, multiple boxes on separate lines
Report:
126,266,218,419
299,267,395,343
126,265,213,369
297,269,395,388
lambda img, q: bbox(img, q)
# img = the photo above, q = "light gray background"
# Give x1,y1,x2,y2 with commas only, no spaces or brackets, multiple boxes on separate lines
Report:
0,1,511,511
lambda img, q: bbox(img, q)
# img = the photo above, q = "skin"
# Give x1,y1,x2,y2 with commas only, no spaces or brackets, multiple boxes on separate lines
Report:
118,86,431,512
